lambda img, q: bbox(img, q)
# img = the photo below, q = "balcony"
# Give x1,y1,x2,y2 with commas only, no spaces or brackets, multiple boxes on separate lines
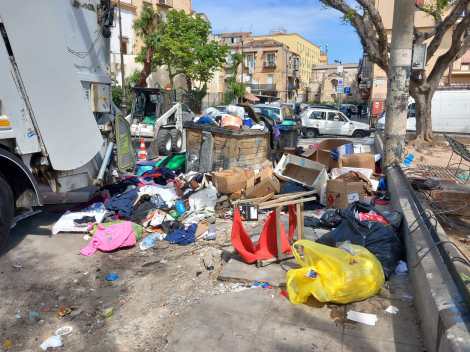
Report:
157,0,173,8
246,83,277,92
263,61,276,69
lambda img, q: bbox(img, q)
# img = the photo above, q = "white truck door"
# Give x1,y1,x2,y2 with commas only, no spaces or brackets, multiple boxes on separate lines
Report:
0,0,103,171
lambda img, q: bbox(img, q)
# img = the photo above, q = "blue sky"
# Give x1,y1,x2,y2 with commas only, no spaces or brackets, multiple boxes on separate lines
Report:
192,0,363,64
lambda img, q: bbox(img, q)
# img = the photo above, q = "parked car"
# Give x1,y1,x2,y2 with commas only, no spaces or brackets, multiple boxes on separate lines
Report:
254,104,296,122
376,108,416,131
340,104,359,119
300,107,371,138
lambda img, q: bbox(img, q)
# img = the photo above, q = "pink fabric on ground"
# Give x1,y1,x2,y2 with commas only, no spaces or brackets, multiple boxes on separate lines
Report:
80,221,136,256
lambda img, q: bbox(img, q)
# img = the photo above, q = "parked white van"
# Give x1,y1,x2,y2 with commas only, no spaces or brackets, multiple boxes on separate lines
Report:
300,107,371,138
377,89,470,133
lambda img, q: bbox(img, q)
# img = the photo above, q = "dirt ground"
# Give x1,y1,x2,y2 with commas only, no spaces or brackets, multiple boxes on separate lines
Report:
0,210,237,352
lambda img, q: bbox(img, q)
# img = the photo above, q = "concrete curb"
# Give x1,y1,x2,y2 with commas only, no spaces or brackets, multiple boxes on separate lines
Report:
376,134,470,352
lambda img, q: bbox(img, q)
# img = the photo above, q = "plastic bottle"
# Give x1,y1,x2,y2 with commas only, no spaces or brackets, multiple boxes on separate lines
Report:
403,153,414,167
175,200,186,215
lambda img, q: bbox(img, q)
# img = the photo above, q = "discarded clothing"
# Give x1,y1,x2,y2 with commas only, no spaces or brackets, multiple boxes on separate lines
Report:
88,220,143,241
150,194,168,209
101,179,136,196
131,197,156,223
231,206,297,264
105,188,138,218
138,185,178,207
141,167,175,185
80,221,137,256
317,202,403,278
165,223,197,245
74,216,96,225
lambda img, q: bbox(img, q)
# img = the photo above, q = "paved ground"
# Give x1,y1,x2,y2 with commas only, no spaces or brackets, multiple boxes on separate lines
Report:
0,134,425,352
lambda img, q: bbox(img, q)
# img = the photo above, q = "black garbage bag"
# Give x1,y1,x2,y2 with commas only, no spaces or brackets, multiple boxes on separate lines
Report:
317,202,404,279
320,209,343,228
304,209,343,229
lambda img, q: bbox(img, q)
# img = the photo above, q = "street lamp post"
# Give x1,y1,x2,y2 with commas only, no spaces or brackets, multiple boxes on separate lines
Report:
118,0,127,115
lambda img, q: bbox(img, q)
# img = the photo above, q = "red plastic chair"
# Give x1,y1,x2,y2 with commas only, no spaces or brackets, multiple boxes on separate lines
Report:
231,205,297,264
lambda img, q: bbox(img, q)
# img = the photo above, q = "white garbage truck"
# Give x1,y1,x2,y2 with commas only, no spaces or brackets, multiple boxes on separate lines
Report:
0,0,134,247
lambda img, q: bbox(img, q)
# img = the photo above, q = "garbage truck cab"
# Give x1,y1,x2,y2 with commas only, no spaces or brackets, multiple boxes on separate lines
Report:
0,0,134,248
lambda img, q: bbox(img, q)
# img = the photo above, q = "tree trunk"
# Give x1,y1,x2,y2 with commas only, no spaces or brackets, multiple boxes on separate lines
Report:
383,0,415,168
414,89,434,142
138,47,154,87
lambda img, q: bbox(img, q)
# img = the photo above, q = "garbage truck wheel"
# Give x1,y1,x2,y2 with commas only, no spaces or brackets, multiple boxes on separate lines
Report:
155,129,173,156
0,175,14,249
170,129,183,153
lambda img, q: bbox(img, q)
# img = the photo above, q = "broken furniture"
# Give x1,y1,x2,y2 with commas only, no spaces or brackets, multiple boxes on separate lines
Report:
445,134,470,183
231,191,317,267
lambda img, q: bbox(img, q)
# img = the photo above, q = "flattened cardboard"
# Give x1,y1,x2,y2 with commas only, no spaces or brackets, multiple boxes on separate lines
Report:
245,177,280,199
212,168,254,194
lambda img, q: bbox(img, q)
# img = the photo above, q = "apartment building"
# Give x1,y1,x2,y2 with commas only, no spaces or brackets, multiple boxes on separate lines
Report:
255,32,322,99
110,0,192,85
210,32,301,102
361,0,470,117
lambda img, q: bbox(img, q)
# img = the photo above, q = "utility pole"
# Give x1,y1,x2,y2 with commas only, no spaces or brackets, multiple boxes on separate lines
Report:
118,0,127,115
383,0,415,167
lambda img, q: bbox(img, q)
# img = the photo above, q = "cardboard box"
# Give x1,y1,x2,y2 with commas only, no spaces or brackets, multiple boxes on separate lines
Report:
327,179,366,209
274,154,327,189
212,168,254,194
316,139,352,169
339,153,376,170
245,176,280,199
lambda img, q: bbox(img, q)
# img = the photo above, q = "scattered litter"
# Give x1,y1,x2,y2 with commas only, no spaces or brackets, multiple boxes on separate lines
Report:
40,335,63,351
12,263,23,270
105,272,120,282
55,326,73,336
395,260,408,274
28,310,41,322
52,203,106,234
102,307,114,319
251,281,273,289
3,339,12,350
15,310,21,319
346,311,378,326
57,306,72,318
139,233,164,250
385,305,399,314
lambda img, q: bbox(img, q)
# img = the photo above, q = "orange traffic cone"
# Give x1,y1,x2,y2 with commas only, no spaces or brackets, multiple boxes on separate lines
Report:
137,138,147,161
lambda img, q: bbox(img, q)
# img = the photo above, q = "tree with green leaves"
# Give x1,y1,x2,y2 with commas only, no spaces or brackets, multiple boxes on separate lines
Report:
224,52,246,104
133,4,160,87
112,70,141,109
155,10,228,94
321,0,470,142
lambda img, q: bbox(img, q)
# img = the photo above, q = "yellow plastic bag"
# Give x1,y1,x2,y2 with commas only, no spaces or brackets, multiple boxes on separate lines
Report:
286,240,385,304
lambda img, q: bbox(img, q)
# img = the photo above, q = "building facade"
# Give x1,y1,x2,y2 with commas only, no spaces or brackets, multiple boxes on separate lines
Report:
254,33,321,99
110,0,192,85
310,63,361,104
361,0,470,117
